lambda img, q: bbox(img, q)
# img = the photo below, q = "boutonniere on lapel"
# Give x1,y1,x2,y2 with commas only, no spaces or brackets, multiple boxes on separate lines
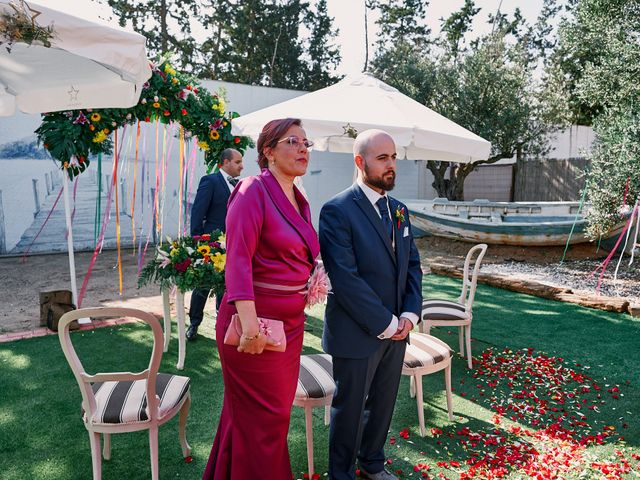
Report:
395,206,406,229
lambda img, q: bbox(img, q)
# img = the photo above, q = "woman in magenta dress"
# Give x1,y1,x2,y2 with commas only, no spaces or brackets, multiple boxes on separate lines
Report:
203,118,320,479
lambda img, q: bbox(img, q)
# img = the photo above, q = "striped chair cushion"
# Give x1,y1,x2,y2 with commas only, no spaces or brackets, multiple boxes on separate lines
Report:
86,373,190,424
296,354,335,401
422,299,469,321
404,333,452,369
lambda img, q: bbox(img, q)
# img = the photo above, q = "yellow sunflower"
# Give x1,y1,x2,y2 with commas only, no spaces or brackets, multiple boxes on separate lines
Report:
209,130,220,140
90,113,101,122
212,252,226,272
198,140,210,151
198,245,211,255
92,131,107,143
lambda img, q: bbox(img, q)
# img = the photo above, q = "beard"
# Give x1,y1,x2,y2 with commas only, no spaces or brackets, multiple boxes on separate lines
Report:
363,162,396,191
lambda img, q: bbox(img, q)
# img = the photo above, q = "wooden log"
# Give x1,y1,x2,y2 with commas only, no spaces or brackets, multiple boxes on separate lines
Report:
429,262,632,314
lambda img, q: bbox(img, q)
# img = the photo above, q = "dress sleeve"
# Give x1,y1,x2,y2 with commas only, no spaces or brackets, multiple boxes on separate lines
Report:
224,179,265,303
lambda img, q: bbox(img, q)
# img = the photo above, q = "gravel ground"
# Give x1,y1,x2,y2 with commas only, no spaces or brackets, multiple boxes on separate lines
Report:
481,258,640,299
417,236,640,300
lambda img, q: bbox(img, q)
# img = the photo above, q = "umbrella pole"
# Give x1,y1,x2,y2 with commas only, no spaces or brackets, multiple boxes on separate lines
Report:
61,169,80,309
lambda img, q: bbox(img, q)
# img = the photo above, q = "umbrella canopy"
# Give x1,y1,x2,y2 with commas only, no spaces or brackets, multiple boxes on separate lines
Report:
232,73,491,163
0,0,151,116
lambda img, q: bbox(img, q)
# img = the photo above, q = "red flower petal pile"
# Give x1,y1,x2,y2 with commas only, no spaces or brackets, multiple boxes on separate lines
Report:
377,347,638,479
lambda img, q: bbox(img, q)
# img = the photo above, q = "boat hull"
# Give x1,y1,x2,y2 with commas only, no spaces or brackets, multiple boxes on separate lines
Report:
405,199,624,247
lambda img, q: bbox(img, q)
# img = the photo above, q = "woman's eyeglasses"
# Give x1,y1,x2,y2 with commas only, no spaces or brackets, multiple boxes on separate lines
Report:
277,136,314,149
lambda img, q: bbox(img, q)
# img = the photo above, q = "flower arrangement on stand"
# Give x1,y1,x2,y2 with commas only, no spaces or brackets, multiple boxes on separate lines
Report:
36,57,252,179
138,232,226,294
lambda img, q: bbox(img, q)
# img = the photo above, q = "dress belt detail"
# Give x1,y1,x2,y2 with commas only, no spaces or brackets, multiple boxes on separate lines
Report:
253,281,307,292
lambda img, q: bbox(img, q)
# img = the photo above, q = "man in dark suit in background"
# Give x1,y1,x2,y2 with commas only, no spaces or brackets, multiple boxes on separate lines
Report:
187,148,243,341
319,129,423,480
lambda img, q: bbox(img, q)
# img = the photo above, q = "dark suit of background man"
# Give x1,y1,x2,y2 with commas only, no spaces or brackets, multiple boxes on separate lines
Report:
186,148,243,341
319,129,423,480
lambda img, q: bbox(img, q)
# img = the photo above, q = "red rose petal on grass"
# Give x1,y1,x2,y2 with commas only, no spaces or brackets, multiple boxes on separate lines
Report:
184,456,193,463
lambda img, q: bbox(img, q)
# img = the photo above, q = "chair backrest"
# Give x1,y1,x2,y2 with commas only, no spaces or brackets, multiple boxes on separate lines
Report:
458,244,488,312
57,307,164,422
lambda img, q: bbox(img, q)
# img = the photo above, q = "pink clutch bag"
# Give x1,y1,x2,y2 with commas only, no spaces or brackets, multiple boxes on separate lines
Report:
223,314,287,352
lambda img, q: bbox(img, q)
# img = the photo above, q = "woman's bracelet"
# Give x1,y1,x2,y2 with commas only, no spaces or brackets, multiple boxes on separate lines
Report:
241,331,261,342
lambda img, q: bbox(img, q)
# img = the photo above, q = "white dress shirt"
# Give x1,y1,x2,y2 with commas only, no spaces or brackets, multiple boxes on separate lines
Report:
221,170,239,192
356,179,419,339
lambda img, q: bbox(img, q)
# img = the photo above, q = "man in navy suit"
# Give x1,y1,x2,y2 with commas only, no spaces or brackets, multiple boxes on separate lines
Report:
319,130,423,480
186,148,243,341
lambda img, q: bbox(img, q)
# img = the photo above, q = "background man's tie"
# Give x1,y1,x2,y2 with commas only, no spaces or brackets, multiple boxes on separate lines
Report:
376,197,393,241
228,176,239,187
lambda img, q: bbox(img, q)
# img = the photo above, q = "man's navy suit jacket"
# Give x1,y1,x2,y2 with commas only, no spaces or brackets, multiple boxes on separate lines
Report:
319,184,423,359
190,171,230,236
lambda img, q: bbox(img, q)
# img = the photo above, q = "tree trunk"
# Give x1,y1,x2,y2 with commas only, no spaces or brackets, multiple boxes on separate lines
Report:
513,144,524,201
426,161,468,200
160,0,168,53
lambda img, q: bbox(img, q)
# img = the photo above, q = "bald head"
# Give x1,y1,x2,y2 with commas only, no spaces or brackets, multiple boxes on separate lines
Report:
353,129,397,193
353,129,394,159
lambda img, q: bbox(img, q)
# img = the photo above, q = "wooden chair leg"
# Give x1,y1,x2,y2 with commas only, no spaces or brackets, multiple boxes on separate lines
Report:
458,326,465,356
149,426,159,480
465,325,472,369
422,321,431,335
179,394,192,457
102,433,111,460
413,374,426,437
304,405,315,476
444,362,453,421
324,404,330,426
409,375,416,398
88,431,102,480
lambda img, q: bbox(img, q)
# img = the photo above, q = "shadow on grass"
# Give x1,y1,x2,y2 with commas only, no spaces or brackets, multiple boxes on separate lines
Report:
1,277,638,479
0,321,223,480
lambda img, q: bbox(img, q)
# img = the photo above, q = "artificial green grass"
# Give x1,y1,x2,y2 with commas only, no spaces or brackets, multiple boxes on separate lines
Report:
0,276,638,479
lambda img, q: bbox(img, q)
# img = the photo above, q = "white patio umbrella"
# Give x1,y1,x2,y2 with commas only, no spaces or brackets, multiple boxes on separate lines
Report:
0,0,151,308
0,0,150,116
232,73,491,163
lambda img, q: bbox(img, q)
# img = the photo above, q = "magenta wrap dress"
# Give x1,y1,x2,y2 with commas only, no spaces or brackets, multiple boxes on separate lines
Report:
203,170,320,480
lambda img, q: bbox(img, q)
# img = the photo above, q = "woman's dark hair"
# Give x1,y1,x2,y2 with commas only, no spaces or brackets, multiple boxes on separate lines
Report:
256,118,302,169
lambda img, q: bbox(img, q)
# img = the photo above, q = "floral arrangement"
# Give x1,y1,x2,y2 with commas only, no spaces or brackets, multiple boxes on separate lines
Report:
138,232,226,293
304,262,331,307
395,205,406,229
0,0,54,52
35,58,253,179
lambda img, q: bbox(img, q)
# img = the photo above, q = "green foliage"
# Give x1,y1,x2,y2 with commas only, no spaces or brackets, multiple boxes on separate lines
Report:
371,1,567,199
104,0,341,91
300,0,342,91
138,232,226,293
550,0,640,125
104,0,200,72
584,106,640,238
35,59,252,179
552,0,640,235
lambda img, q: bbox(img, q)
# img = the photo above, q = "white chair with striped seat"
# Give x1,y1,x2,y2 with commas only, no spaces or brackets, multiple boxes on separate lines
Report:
402,332,454,436
421,243,487,369
293,353,336,477
58,307,191,480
